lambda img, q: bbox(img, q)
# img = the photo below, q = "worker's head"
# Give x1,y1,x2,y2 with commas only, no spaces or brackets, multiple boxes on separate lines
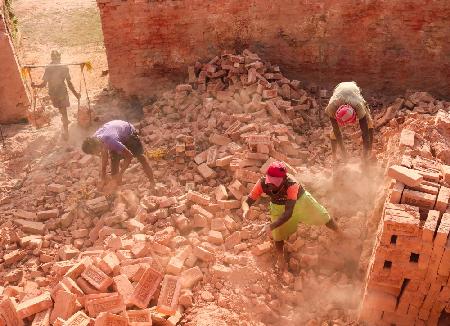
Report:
265,161,287,190
82,137,101,155
50,50,61,64
335,104,356,126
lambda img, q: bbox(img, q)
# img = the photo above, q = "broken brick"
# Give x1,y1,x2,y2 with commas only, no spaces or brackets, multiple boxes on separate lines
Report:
388,165,423,187
17,292,53,319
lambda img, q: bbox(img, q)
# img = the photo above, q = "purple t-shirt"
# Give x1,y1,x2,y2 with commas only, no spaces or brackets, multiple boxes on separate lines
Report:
94,120,135,153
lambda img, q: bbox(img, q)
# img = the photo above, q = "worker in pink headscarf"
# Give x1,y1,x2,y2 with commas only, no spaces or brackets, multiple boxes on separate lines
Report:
325,82,374,162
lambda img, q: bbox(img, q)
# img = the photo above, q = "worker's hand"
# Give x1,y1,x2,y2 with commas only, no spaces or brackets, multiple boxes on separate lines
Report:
242,202,250,219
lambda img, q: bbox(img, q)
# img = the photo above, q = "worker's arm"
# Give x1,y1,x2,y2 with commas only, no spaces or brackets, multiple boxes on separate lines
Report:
242,180,262,219
269,200,295,230
359,116,371,160
115,147,134,183
100,148,109,181
330,118,346,159
65,70,80,99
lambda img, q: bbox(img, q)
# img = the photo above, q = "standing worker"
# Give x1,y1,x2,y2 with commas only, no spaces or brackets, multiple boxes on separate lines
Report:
32,50,80,140
326,81,374,163
81,120,156,190
242,161,342,269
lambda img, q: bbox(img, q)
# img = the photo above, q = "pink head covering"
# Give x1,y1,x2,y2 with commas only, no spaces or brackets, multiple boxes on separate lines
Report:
265,161,287,187
335,104,357,126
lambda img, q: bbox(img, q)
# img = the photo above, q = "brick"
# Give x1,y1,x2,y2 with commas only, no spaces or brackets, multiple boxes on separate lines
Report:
211,264,232,278
126,309,152,325
81,265,113,292
129,268,163,309
178,290,193,307
442,164,450,183
217,199,241,210
94,312,128,326
387,165,423,187
435,186,450,212
197,163,217,179
0,297,23,326
50,291,79,324
31,308,51,326
62,311,90,326
47,183,66,193
14,209,37,220
166,257,184,275
364,290,397,312
17,292,53,319
61,277,84,297
86,196,109,214
157,275,182,316
215,185,228,201
186,191,211,206
235,168,261,184
435,213,450,247
207,230,224,245
64,257,92,280
401,189,436,209
14,219,46,235
225,231,241,249
209,133,232,146
399,129,415,148
192,245,215,262
112,275,134,305
253,242,272,256
71,229,89,239
4,249,27,266
193,214,208,228
227,180,244,200
437,237,450,277
180,266,204,288
85,293,125,317
190,204,213,219
36,209,59,221
211,218,227,231
389,181,404,204
215,155,233,167
98,252,120,275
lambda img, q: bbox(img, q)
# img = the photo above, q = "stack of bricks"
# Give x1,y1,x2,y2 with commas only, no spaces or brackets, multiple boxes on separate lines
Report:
360,156,450,325
0,238,204,325
175,134,196,165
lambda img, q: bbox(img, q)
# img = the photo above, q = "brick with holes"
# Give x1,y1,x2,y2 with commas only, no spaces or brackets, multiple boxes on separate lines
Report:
157,275,182,316
129,267,163,309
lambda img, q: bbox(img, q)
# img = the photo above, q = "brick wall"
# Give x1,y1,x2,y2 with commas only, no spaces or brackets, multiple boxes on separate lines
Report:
0,2,29,123
97,0,450,98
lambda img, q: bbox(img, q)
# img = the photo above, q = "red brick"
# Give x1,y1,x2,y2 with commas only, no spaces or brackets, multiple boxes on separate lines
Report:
129,268,163,309
17,292,53,319
94,312,128,326
0,297,23,326
192,245,215,262
401,189,436,209
126,309,152,325
62,311,90,326
64,257,92,280
388,165,423,187
442,164,450,184
112,275,134,305
399,129,415,148
389,181,404,204
31,308,51,326
214,185,228,201
186,191,211,206
98,252,120,275
422,210,440,243
36,209,59,221
365,290,397,312
215,155,233,167
209,134,232,146
81,265,113,292
61,277,84,297
50,291,79,324
262,89,277,99
157,275,182,316
180,266,204,288
435,213,450,247
253,242,272,256
435,186,450,212
3,249,27,266
217,199,241,210
76,277,100,295
235,168,261,184
207,230,224,245
85,293,125,317
197,163,217,179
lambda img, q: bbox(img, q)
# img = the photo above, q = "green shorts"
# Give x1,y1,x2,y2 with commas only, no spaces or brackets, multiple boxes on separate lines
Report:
269,191,331,241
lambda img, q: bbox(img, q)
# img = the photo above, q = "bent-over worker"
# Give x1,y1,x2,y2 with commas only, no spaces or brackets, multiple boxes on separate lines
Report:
242,161,341,268
32,50,80,140
82,120,155,189
326,81,374,162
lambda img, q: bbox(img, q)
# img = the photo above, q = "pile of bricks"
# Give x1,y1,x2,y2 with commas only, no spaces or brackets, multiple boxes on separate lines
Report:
360,155,450,325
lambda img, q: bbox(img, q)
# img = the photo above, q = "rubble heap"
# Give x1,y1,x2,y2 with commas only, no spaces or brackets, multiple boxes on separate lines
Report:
360,114,450,326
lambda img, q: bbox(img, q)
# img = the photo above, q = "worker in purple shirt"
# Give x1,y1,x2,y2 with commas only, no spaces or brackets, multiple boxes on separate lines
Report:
82,120,155,189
